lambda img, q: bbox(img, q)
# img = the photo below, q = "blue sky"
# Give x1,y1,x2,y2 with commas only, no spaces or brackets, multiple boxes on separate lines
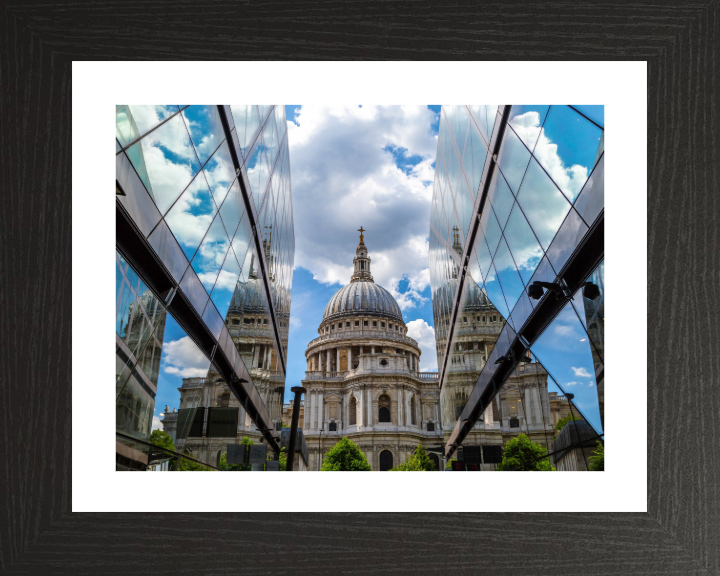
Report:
150,104,604,434
282,105,441,402
152,105,442,428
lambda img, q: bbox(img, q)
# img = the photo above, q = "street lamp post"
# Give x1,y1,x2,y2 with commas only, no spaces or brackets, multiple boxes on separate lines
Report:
286,386,306,472
317,428,325,471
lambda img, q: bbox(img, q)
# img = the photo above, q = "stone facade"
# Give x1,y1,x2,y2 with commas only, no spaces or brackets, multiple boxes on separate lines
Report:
298,232,444,471
288,232,576,471
161,257,283,465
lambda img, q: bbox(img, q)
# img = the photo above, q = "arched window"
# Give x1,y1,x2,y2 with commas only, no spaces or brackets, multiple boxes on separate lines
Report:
378,394,391,423
379,450,393,471
410,396,417,425
429,453,439,470
349,397,357,426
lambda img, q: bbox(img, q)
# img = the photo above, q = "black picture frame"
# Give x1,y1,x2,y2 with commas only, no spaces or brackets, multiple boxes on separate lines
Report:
2,2,717,573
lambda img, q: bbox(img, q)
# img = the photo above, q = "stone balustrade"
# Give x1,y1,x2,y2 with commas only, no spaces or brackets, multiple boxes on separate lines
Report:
303,369,439,382
307,329,418,349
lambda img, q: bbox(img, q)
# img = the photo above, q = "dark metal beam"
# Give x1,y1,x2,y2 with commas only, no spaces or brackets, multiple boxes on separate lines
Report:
216,105,287,376
444,213,604,458
438,105,511,390
116,200,282,453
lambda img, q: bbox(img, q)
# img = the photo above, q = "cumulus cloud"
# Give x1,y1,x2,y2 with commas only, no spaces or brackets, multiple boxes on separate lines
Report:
287,105,437,294
564,381,578,387
510,110,589,201
571,366,592,378
152,415,163,431
162,336,211,378
554,324,576,337
406,319,438,372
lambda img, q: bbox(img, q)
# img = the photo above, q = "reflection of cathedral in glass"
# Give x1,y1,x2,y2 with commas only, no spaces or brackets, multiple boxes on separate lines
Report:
116,104,295,470
429,105,605,469
433,236,574,464
171,236,289,464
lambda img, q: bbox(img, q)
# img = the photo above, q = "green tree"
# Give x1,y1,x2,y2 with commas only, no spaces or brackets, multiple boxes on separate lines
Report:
391,445,437,471
555,412,579,435
496,434,555,471
150,429,175,453
320,437,372,471
176,457,213,471
267,447,288,471
588,441,604,471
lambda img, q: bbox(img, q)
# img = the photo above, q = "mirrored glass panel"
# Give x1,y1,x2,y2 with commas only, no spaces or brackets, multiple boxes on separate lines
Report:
124,112,201,215
117,105,295,471
535,105,603,202
430,105,604,471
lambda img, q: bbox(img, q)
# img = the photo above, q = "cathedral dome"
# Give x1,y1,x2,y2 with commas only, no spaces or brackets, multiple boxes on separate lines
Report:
322,281,403,323
321,228,403,324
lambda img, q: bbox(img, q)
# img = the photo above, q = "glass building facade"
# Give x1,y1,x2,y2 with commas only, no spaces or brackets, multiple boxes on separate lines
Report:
429,105,604,470
116,105,294,470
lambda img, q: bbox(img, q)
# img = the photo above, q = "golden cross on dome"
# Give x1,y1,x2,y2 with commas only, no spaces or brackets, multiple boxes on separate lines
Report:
358,226,366,244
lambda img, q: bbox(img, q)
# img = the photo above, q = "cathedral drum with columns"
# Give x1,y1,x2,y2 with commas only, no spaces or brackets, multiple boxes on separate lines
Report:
301,229,443,471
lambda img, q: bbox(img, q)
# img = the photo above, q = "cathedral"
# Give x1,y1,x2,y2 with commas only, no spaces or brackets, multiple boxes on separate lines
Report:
296,228,574,471
300,230,444,471
162,227,576,471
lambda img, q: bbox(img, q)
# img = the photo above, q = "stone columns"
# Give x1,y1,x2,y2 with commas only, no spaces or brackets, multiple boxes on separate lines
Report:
367,387,372,427
267,347,273,371
348,347,353,370
309,391,315,429
318,393,324,431
398,386,405,426
326,349,331,373
371,345,375,354
524,387,532,425
336,348,340,371
360,388,365,427
405,392,410,427
253,344,261,368
532,386,543,425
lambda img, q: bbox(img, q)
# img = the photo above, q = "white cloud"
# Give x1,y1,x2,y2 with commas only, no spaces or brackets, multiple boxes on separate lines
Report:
290,316,302,331
564,381,578,387
212,268,240,292
162,336,211,378
406,319,438,372
151,415,163,431
571,366,592,378
287,105,436,294
588,381,595,387
510,110,589,201
554,324,575,337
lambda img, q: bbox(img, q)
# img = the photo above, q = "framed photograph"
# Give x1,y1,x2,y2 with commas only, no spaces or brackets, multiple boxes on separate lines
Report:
3,4,715,573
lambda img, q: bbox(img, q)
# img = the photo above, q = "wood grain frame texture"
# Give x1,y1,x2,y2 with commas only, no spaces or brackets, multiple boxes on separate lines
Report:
1,1,717,574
